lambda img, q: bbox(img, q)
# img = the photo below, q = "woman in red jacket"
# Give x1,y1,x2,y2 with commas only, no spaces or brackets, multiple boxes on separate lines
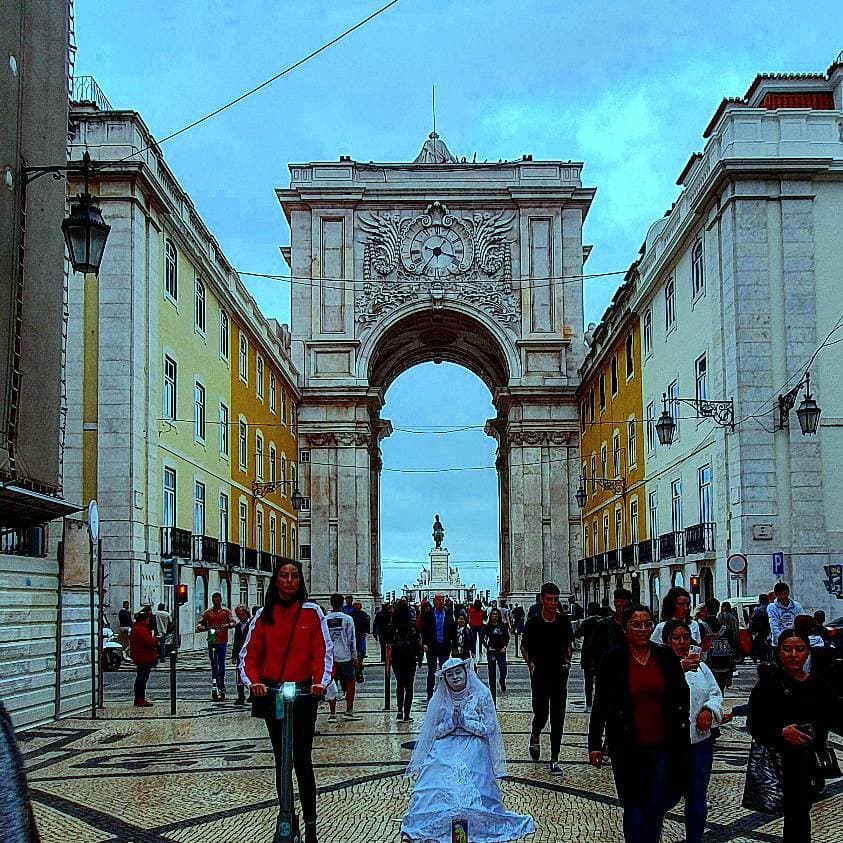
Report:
239,559,332,843
129,607,159,707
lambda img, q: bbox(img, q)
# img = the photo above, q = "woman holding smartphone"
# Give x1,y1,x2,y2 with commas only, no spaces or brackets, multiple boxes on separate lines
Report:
747,627,841,841
662,619,724,843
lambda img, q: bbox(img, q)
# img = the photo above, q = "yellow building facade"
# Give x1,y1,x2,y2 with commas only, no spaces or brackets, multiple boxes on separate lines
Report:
576,268,645,605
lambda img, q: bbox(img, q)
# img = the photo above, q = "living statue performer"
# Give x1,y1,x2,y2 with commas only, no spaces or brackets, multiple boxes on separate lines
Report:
401,657,534,843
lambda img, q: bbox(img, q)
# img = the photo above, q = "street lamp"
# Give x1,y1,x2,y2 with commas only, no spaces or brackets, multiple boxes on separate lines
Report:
253,478,305,512
25,152,111,275
778,371,821,435
574,472,626,508
656,392,735,447
290,484,303,512
575,480,587,509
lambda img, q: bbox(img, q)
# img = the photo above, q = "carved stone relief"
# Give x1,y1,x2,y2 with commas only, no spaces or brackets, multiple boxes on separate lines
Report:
356,202,518,334
507,431,571,447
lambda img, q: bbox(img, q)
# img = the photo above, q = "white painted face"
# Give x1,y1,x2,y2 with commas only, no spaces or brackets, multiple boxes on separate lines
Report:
444,665,468,693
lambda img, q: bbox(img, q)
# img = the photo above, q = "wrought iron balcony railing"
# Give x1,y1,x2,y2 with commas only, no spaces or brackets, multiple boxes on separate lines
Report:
659,531,685,560
685,523,716,555
161,526,192,559
192,534,219,564
637,538,654,565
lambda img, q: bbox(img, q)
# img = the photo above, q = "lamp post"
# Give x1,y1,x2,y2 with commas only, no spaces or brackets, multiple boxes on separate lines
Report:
575,472,626,508
252,478,304,512
778,371,822,435
656,393,735,447
24,152,111,275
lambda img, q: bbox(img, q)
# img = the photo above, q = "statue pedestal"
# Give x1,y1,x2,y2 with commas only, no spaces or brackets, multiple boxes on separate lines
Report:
429,547,450,581
403,545,476,604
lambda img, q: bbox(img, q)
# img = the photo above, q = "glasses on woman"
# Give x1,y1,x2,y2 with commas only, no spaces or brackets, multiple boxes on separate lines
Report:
628,621,655,631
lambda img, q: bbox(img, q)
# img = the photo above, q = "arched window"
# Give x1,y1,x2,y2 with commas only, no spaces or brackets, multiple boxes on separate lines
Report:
194,277,206,333
164,239,177,300
691,239,704,298
194,574,207,624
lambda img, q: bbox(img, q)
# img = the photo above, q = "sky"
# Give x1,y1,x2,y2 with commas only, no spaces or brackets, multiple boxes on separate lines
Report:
75,1,843,593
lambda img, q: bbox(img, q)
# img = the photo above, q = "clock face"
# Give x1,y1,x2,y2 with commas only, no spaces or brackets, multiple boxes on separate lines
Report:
402,224,468,278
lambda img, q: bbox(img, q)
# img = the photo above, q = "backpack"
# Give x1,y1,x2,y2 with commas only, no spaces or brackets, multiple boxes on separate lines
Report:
706,632,733,670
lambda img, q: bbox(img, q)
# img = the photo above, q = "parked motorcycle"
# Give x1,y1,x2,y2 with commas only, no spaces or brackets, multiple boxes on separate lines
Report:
102,625,125,671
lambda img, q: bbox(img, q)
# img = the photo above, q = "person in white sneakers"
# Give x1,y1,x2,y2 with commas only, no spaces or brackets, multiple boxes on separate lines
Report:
325,592,361,721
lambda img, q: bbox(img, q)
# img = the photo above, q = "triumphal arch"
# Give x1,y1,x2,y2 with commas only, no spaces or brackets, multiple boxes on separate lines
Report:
279,134,594,608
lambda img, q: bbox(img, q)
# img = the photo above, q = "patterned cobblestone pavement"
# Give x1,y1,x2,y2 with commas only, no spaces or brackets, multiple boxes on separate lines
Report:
19,652,843,842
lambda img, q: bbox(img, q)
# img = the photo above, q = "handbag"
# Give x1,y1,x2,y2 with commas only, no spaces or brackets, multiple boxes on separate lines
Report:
811,743,842,779
250,603,303,720
741,741,784,815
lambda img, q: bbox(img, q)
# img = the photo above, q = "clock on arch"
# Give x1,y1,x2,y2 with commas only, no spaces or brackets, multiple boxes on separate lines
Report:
399,202,474,278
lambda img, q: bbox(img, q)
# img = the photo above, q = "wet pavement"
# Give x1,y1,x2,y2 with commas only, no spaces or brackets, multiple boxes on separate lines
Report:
20,647,843,842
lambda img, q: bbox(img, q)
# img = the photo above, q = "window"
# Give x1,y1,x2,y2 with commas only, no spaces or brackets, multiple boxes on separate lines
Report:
590,455,597,495
270,373,277,414
671,479,682,532
163,356,177,420
238,420,247,471
219,493,229,543
588,390,595,423
592,520,599,553
269,514,277,554
630,497,639,542
602,512,610,552
163,467,176,527
219,310,229,360
665,277,676,333
255,507,264,550
691,239,704,299
281,388,288,424
580,401,586,433
695,354,708,406
239,334,248,383
269,443,277,483
194,481,206,536
612,431,621,478
290,402,296,434
669,380,680,439
598,372,606,411
256,578,265,605
610,355,618,396
584,529,589,557
194,381,205,442
255,432,264,481
642,307,652,356
164,240,178,301
194,277,206,334
239,575,249,606
219,403,229,457
600,443,607,482
238,501,248,549
625,333,634,378
256,355,264,401
615,507,623,550
290,463,296,490
648,490,659,539
290,526,296,559
646,402,655,453
698,465,712,524
281,455,287,492
281,521,288,556
627,420,637,468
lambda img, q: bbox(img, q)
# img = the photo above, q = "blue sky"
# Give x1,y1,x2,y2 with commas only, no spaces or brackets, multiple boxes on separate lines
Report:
76,1,842,592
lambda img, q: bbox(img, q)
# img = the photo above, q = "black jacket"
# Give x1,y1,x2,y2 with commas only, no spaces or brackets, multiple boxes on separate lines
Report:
389,624,421,666
588,643,690,755
231,620,251,662
421,608,456,650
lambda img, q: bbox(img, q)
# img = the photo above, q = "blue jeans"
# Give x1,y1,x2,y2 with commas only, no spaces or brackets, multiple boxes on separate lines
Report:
685,738,714,843
611,745,669,843
208,642,227,690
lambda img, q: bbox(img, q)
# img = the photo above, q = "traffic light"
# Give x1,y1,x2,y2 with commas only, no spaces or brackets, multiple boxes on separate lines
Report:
175,583,188,605
823,564,842,595
689,574,701,595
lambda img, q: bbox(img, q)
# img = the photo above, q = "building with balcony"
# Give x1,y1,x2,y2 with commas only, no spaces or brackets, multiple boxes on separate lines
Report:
598,53,843,617
64,83,300,648
576,270,645,606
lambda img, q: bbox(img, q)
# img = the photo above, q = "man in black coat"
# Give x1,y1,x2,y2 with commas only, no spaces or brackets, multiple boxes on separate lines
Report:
421,593,456,700
372,604,392,662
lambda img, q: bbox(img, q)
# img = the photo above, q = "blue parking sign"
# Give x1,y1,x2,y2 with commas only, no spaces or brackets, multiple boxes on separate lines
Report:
772,552,784,578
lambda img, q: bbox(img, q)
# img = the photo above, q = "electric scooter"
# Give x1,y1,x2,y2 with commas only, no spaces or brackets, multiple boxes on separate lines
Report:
270,682,307,843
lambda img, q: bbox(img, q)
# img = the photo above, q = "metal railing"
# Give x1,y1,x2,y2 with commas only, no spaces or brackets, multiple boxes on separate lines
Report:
685,523,716,555
0,526,46,557
577,558,585,577
161,526,192,559
192,534,219,564
259,551,273,572
244,548,258,569
659,531,685,560
71,75,112,110
638,539,654,565
607,548,619,570
621,543,636,567
226,542,241,568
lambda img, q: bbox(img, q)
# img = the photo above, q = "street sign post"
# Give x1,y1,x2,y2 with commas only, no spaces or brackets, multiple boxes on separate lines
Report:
772,551,784,579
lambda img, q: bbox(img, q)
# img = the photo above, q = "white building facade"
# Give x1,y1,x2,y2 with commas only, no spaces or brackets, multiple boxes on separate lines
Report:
634,57,843,616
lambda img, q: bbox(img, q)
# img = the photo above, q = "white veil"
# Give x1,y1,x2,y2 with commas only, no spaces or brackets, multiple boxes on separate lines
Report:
406,657,508,779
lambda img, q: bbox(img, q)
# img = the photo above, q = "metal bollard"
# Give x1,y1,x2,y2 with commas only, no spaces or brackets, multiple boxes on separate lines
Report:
383,644,391,710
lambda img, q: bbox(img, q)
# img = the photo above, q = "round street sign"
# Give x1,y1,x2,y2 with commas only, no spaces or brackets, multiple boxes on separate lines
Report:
87,499,100,543
727,553,747,575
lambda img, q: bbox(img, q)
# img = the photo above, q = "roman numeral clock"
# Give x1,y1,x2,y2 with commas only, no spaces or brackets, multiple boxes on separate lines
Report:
399,205,473,278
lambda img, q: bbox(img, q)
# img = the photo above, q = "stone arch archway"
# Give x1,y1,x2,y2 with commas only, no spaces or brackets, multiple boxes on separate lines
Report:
281,148,594,610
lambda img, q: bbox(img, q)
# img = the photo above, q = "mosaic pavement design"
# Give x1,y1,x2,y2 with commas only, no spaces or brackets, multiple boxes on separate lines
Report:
20,654,843,842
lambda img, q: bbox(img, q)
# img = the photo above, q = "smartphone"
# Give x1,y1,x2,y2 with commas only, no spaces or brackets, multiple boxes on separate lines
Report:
689,645,702,656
